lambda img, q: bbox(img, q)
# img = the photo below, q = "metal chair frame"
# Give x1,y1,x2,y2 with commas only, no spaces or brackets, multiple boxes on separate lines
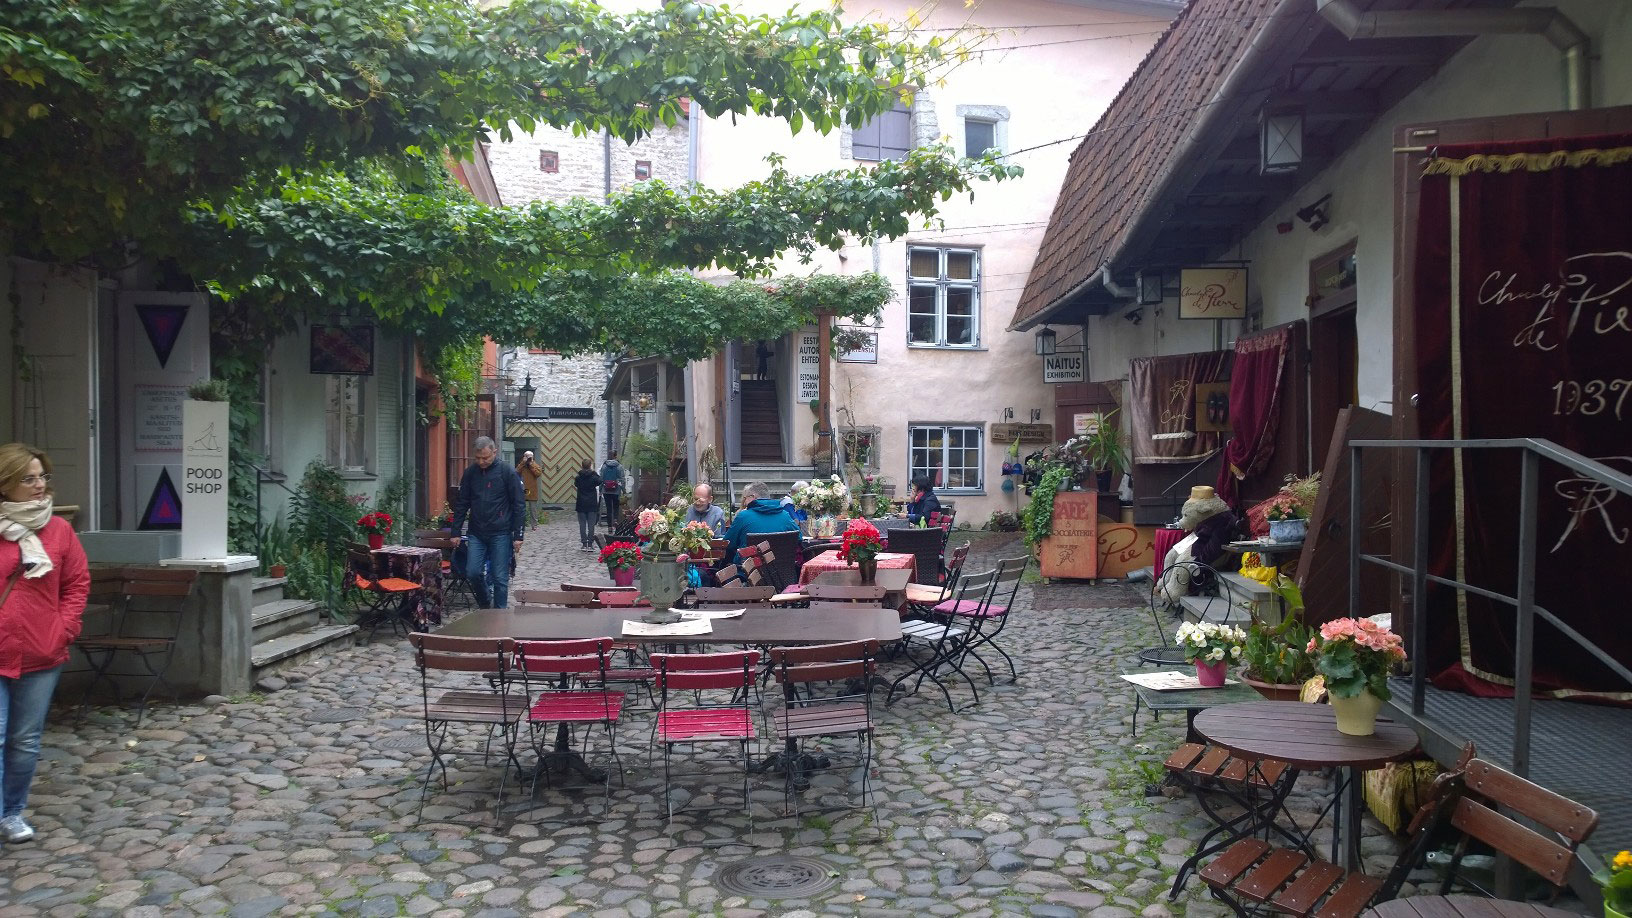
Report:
407,633,526,820
768,641,881,829
954,554,1028,685
74,567,197,727
650,650,762,827
516,638,625,814
887,568,992,712
346,547,422,642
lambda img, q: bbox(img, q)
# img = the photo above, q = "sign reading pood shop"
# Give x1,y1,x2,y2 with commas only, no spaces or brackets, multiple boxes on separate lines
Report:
179,399,230,559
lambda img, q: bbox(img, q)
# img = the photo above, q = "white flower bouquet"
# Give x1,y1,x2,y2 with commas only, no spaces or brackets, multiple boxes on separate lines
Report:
1175,621,1247,664
793,474,850,516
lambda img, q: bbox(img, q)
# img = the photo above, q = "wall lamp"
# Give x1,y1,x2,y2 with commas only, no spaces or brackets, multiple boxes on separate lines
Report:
1034,325,1057,356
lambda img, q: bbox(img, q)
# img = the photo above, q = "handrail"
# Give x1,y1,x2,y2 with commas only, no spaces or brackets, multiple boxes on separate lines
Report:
1348,437,1632,780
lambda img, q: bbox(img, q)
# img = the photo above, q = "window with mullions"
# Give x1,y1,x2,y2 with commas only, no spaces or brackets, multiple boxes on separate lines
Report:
907,246,980,348
909,425,983,492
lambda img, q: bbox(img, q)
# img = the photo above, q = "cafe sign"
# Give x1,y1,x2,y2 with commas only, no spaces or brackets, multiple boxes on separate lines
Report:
1178,267,1248,319
1042,349,1086,384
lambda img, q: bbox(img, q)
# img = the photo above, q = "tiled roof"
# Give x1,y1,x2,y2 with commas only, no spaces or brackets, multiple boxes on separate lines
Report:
1011,0,1285,328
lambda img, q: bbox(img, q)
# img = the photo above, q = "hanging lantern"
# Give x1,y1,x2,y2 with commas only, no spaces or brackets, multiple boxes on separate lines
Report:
1034,325,1057,356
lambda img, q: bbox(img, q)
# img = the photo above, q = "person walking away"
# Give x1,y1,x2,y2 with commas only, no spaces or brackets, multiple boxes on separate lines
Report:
599,452,624,529
573,459,601,552
755,341,773,381
0,442,89,844
516,451,545,530
905,475,943,524
721,481,798,565
681,482,726,535
451,437,524,608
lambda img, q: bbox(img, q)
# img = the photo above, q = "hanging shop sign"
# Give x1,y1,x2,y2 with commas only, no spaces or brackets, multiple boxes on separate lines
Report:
796,330,821,402
990,423,1054,444
1178,267,1248,320
1042,348,1086,384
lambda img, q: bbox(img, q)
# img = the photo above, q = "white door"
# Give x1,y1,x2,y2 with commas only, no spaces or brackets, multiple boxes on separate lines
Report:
11,259,98,528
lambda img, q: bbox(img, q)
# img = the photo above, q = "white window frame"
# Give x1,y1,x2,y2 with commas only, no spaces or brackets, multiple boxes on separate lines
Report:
907,246,981,349
324,375,374,474
908,424,984,493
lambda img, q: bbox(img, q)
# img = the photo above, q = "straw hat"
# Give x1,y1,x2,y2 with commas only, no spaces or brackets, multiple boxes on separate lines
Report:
1179,486,1229,531
1189,485,1216,502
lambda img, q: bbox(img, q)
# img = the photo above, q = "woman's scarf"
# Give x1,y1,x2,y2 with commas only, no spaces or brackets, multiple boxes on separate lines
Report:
0,497,55,579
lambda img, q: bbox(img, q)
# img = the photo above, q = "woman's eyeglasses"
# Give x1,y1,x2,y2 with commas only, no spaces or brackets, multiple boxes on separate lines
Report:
20,474,52,486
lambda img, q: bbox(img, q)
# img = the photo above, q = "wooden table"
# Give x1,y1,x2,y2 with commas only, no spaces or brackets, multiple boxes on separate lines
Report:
799,550,917,585
437,604,903,645
372,545,445,628
1194,701,1419,872
1365,897,1587,918
1125,675,1262,738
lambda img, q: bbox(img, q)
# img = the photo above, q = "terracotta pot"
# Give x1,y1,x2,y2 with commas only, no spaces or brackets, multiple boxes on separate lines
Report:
1243,674,1304,702
857,559,878,585
1331,689,1383,736
366,533,385,550
268,564,287,579
1195,659,1228,687
611,566,636,587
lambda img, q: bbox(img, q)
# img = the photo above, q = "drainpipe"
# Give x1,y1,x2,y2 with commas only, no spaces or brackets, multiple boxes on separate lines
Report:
683,106,700,486
1095,264,1135,301
1316,0,1590,110
603,129,613,200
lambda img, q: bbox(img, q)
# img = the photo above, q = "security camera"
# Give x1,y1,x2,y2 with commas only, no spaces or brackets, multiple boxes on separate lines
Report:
1296,194,1332,231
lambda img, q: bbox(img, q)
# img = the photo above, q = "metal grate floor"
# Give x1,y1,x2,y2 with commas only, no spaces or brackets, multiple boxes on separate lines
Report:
1390,678,1631,866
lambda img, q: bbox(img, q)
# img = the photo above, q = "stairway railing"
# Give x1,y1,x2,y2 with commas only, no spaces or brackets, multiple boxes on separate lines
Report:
1349,437,1632,779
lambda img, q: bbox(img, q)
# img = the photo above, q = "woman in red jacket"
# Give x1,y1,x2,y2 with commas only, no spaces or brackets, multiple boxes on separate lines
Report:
0,443,88,844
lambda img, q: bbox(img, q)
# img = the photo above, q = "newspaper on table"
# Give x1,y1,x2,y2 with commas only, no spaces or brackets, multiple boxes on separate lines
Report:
1120,671,1239,691
621,618,714,637
679,608,746,621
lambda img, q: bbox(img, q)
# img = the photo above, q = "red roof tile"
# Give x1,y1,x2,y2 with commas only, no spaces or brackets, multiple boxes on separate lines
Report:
1011,0,1285,328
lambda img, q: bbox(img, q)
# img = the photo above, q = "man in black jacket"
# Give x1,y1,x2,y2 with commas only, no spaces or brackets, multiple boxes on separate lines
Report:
451,436,525,608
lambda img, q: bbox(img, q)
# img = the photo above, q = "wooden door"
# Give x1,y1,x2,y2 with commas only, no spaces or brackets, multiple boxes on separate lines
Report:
1297,406,1392,625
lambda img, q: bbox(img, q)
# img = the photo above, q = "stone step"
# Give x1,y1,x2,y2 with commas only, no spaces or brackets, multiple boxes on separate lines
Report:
250,598,323,643
1219,571,1274,599
250,624,358,675
251,575,287,607
1179,593,1254,626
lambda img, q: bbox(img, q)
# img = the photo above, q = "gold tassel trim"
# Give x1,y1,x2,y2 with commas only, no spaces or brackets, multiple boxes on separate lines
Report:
1423,146,1632,176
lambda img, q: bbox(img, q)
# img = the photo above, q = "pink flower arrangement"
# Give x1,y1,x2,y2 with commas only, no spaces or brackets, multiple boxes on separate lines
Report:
1306,616,1407,700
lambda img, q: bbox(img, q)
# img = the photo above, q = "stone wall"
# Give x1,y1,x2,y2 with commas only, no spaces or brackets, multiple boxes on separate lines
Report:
488,117,691,466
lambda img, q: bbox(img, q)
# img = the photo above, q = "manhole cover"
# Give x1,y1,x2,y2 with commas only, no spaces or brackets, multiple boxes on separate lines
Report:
307,707,368,723
716,855,836,899
377,736,427,751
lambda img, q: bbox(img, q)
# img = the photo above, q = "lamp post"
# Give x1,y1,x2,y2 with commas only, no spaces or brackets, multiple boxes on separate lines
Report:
517,372,536,410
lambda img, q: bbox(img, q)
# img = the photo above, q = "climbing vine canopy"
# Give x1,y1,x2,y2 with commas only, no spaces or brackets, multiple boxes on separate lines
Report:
1,0,1019,353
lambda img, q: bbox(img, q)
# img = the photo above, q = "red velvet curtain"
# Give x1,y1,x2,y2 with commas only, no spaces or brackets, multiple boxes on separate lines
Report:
1413,133,1632,701
1216,326,1292,504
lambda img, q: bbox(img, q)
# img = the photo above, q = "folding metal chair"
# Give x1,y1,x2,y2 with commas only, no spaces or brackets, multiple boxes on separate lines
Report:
406,634,525,819
902,543,970,616
887,568,992,712
650,650,761,826
513,589,596,607
768,641,881,827
517,638,625,813
74,567,197,726
346,547,421,642
950,554,1028,685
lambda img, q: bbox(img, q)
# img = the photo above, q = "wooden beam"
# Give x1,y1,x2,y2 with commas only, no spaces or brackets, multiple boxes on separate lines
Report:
1184,173,1297,196
1270,90,1380,121
1296,34,1447,68
1153,204,1260,228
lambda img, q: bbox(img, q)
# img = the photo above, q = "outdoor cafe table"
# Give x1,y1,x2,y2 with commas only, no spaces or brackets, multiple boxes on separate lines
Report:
1125,674,1261,738
798,549,917,585
1365,897,1588,918
371,545,445,628
1194,701,1419,873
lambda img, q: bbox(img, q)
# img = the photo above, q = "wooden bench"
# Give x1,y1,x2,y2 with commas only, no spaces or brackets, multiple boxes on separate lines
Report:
75,566,198,726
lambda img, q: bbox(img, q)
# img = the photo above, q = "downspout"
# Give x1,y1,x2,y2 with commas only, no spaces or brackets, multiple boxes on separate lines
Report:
1316,0,1590,110
1096,264,1135,301
683,107,700,485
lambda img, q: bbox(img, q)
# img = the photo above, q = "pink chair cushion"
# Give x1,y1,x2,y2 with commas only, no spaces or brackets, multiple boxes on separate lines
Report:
933,599,1007,619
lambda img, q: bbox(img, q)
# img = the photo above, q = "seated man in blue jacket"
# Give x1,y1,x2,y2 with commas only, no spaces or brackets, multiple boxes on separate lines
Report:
722,481,799,564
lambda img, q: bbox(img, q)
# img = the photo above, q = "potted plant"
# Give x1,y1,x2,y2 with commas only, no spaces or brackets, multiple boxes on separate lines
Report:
838,518,884,584
855,473,889,518
1061,409,1129,492
793,475,850,538
634,504,713,622
1306,617,1407,735
1236,561,1316,699
599,541,643,587
1175,621,1247,687
356,511,394,550
1596,850,1632,918
1265,498,1310,543
431,503,454,532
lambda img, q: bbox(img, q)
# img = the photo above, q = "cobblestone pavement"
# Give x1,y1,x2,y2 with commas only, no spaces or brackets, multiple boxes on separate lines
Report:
0,518,1408,918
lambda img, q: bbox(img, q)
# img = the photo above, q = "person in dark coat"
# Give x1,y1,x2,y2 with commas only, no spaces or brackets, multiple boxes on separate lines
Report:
721,481,798,564
573,459,601,551
451,436,525,608
905,475,943,524
599,452,624,529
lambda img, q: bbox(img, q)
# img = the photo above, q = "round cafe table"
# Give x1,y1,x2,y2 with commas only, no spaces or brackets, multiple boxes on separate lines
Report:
1365,897,1588,918
1194,701,1419,873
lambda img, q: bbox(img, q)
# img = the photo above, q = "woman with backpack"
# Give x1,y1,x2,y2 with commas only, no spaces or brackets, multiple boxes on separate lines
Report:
598,452,624,529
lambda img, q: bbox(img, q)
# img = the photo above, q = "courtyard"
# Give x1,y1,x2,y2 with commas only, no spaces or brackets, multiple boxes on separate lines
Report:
0,519,1400,918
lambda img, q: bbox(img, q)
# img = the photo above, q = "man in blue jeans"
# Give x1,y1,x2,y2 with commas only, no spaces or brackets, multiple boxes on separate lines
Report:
451,436,525,608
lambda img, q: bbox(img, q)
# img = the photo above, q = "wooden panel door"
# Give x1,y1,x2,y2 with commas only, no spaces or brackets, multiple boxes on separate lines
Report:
1296,406,1391,626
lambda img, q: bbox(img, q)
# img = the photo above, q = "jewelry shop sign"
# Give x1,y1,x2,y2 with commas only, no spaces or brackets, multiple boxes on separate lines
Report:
1042,349,1086,384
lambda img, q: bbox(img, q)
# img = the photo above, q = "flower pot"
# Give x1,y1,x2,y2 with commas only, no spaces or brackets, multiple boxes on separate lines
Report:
366,533,385,550
1242,674,1304,702
856,559,878,585
860,494,878,518
1606,903,1629,918
268,564,287,579
1194,659,1228,687
638,553,688,623
1268,517,1308,543
610,566,636,588
813,515,839,539
1331,689,1383,736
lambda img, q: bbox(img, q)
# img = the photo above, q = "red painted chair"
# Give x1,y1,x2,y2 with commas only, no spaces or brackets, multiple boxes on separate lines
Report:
650,650,761,826
516,638,625,812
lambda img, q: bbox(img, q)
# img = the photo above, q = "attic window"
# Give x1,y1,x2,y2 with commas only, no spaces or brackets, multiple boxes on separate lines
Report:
539,150,559,173
634,160,652,180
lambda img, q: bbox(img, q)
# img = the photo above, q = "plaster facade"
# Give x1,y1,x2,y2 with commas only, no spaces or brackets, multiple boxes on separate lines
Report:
689,0,1168,522
1079,0,1632,464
